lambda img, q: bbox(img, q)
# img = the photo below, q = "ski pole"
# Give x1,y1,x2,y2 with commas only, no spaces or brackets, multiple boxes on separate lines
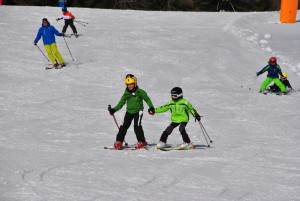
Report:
241,76,257,89
35,44,49,62
62,36,74,61
229,0,236,12
76,20,88,24
75,21,86,27
108,105,128,146
198,121,212,147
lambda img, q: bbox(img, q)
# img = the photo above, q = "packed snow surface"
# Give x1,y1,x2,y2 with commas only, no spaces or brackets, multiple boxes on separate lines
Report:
0,6,300,201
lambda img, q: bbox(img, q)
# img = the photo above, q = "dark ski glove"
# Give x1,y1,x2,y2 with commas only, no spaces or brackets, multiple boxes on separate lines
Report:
33,42,37,46
195,114,201,122
108,105,116,115
148,107,155,115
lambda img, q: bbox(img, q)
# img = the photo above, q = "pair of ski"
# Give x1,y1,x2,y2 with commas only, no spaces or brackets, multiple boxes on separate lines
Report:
45,63,68,70
63,33,83,38
262,90,287,96
262,88,299,96
104,144,207,151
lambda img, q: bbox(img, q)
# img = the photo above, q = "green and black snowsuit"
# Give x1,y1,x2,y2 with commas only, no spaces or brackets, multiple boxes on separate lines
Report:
113,86,153,143
155,98,199,143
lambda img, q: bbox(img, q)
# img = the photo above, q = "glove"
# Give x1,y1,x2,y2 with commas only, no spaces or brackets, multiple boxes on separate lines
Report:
108,105,116,115
195,114,201,122
33,42,37,46
148,107,155,115
56,18,62,21
72,18,76,21
256,72,259,76
61,33,65,37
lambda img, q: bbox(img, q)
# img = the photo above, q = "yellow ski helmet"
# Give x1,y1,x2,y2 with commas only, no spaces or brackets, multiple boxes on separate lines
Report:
282,73,288,78
125,74,137,86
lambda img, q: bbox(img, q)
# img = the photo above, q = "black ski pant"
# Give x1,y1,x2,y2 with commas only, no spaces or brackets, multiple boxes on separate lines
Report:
62,19,77,34
160,122,191,143
116,111,146,143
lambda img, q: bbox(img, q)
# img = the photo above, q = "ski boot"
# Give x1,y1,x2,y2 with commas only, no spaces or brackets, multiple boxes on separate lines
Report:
114,141,123,150
281,91,287,95
53,63,59,69
156,141,166,149
178,142,195,149
135,141,148,149
59,63,66,68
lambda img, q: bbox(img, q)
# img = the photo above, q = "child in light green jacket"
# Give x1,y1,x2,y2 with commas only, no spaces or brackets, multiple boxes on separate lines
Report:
151,87,201,149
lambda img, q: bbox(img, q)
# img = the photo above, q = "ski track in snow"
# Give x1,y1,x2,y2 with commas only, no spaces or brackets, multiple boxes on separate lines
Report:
0,6,300,201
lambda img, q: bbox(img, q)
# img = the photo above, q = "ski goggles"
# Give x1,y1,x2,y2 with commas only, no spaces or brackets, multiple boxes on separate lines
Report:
171,93,182,98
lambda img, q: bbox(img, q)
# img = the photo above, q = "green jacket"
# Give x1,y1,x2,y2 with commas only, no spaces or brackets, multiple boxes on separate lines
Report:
155,98,199,123
114,87,153,114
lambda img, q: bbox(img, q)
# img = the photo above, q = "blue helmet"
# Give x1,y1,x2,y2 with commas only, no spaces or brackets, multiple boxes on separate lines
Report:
62,7,67,12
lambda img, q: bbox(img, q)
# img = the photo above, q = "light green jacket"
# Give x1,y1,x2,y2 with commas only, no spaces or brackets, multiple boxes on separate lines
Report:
155,98,199,123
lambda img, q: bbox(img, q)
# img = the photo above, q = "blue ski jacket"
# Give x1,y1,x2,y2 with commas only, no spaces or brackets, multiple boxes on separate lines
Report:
34,22,61,45
256,63,284,79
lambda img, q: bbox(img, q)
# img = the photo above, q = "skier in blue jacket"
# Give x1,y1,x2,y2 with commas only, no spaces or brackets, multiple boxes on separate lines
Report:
34,18,65,69
256,57,287,94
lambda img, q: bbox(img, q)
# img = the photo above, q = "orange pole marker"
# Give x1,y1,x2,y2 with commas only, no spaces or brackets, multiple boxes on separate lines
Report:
280,0,298,23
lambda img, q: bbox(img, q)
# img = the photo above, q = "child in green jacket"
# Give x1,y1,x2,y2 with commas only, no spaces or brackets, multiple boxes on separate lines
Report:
151,87,201,149
108,74,154,149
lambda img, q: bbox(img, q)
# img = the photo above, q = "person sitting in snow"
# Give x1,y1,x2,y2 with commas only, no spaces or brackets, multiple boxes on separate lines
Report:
150,87,201,149
56,7,78,38
34,18,66,69
268,72,293,92
256,57,287,95
108,74,154,150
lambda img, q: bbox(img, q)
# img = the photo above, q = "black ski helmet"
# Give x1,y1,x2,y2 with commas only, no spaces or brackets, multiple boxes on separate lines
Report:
170,87,183,99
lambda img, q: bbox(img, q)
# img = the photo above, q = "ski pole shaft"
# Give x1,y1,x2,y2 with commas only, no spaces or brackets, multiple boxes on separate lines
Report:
108,105,128,146
199,121,213,143
241,76,257,88
76,20,88,24
63,36,74,61
229,0,236,12
36,45,49,61
112,114,120,129
198,121,212,147
75,21,86,26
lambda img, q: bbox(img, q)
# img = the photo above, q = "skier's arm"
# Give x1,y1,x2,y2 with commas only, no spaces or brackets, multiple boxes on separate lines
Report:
187,102,201,121
187,103,198,117
52,26,63,37
113,93,127,111
34,29,42,44
256,65,269,76
141,90,154,109
155,103,171,114
277,66,284,77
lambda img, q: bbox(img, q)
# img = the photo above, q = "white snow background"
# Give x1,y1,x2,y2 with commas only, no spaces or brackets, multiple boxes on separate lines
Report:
0,6,300,201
